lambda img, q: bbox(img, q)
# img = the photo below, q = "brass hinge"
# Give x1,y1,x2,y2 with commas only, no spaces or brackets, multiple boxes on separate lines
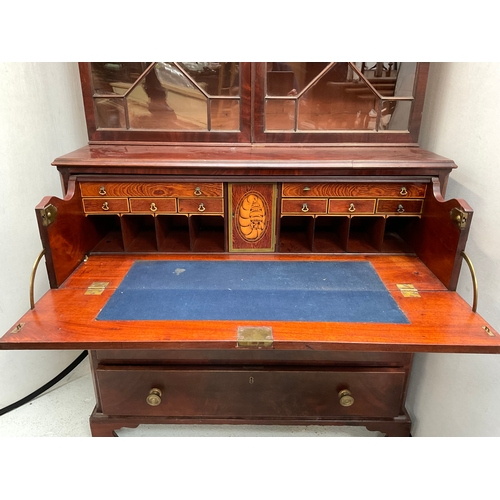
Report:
237,326,273,348
450,207,469,229
10,323,25,334
39,204,57,226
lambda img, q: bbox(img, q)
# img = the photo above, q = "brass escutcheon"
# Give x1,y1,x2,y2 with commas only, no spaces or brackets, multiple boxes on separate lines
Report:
146,388,162,406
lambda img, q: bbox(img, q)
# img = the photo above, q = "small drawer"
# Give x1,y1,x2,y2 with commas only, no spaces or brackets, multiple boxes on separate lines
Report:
281,198,328,214
178,198,224,214
97,367,406,419
83,198,129,213
80,182,223,198
328,199,375,214
376,199,423,215
282,182,427,198
129,198,176,213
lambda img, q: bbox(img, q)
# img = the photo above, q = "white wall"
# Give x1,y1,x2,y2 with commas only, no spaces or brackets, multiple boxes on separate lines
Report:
0,63,88,408
406,63,500,436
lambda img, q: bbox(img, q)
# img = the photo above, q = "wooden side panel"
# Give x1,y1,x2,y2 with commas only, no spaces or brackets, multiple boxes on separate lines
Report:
229,184,277,251
36,178,103,288
408,178,473,290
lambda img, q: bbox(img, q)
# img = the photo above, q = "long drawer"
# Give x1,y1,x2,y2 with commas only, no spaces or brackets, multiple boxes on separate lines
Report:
282,182,427,198
97,367,406,418
80,182,223,198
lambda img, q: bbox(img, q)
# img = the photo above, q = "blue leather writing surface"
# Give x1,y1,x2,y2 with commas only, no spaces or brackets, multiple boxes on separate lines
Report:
97,260,408,324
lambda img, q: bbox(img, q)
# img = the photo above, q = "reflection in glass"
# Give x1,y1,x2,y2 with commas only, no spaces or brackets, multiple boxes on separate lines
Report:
91,62,241,131
264,62,417,133
95,98,126,128
210,99,240,131
91,63,147,95
265,99,295,131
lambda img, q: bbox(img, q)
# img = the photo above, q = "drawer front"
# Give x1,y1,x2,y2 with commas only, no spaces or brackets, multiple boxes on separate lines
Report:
281,198,328,214
178,198,224,214
376,199,423,214
282,182,427,198
83,198,129,213
129,198,176,213
97,367,406,418
80,182,223,198
328,199,376,214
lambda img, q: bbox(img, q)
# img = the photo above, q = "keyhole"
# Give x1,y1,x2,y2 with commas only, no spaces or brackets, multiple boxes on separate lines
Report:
249,377,254,384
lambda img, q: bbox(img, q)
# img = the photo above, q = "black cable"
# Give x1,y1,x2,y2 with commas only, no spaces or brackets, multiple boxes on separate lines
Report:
0,350,88,417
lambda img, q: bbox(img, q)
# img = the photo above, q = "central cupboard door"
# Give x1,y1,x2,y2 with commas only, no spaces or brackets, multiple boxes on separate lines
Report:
229,184,277,252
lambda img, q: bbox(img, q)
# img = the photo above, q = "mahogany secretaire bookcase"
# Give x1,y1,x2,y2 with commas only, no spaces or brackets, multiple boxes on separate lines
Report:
2,62,499,436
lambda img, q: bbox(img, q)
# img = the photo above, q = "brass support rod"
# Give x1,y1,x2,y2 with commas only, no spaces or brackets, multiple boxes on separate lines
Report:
29,249,46,310
461,251,478,313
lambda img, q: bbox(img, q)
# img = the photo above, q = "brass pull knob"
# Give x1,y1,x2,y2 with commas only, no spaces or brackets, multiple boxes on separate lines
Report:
150,202,158,212
146,388,162,406
400,186,408,196
99,186,106,196
102,202,110,211
338,389,354,407
397,204,405,213
198,203,206,212
348,203,356,213
194,187,202,196
301,203,309,213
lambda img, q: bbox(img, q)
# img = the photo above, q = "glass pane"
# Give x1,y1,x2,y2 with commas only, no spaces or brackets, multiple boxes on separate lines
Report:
210,99,240,130
91,63,147,95
128,63,207,130
265,99,295,131
264,62,418,132
95,98,126,128
179,62,240,96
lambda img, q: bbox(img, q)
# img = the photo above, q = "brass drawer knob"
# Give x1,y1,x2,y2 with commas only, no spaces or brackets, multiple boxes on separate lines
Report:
301,203,309,213
338,389,354,407
146,388,162,406
400,186,408,196
99,186,106,196
397,204,405,213
198,203,206,212
150,202,158,212
102,202,110,211
348,203,356,212
194,186,202,196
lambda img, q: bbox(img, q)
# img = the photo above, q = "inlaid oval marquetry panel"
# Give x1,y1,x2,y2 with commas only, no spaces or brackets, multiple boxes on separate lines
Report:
236,192,269,242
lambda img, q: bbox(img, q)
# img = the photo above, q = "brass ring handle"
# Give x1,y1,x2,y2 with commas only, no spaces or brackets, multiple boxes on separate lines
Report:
198,203,206,212
397,204,405,213
301,203,309,213
338,389,354,407
400,186,408,196
146,388,162,406
194,187,202,196
102,202,110,211
150,202,158,212
348,203,356,213
99,186,106,196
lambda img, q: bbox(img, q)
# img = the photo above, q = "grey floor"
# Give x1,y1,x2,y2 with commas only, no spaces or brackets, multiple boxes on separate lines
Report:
0,358,382,437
